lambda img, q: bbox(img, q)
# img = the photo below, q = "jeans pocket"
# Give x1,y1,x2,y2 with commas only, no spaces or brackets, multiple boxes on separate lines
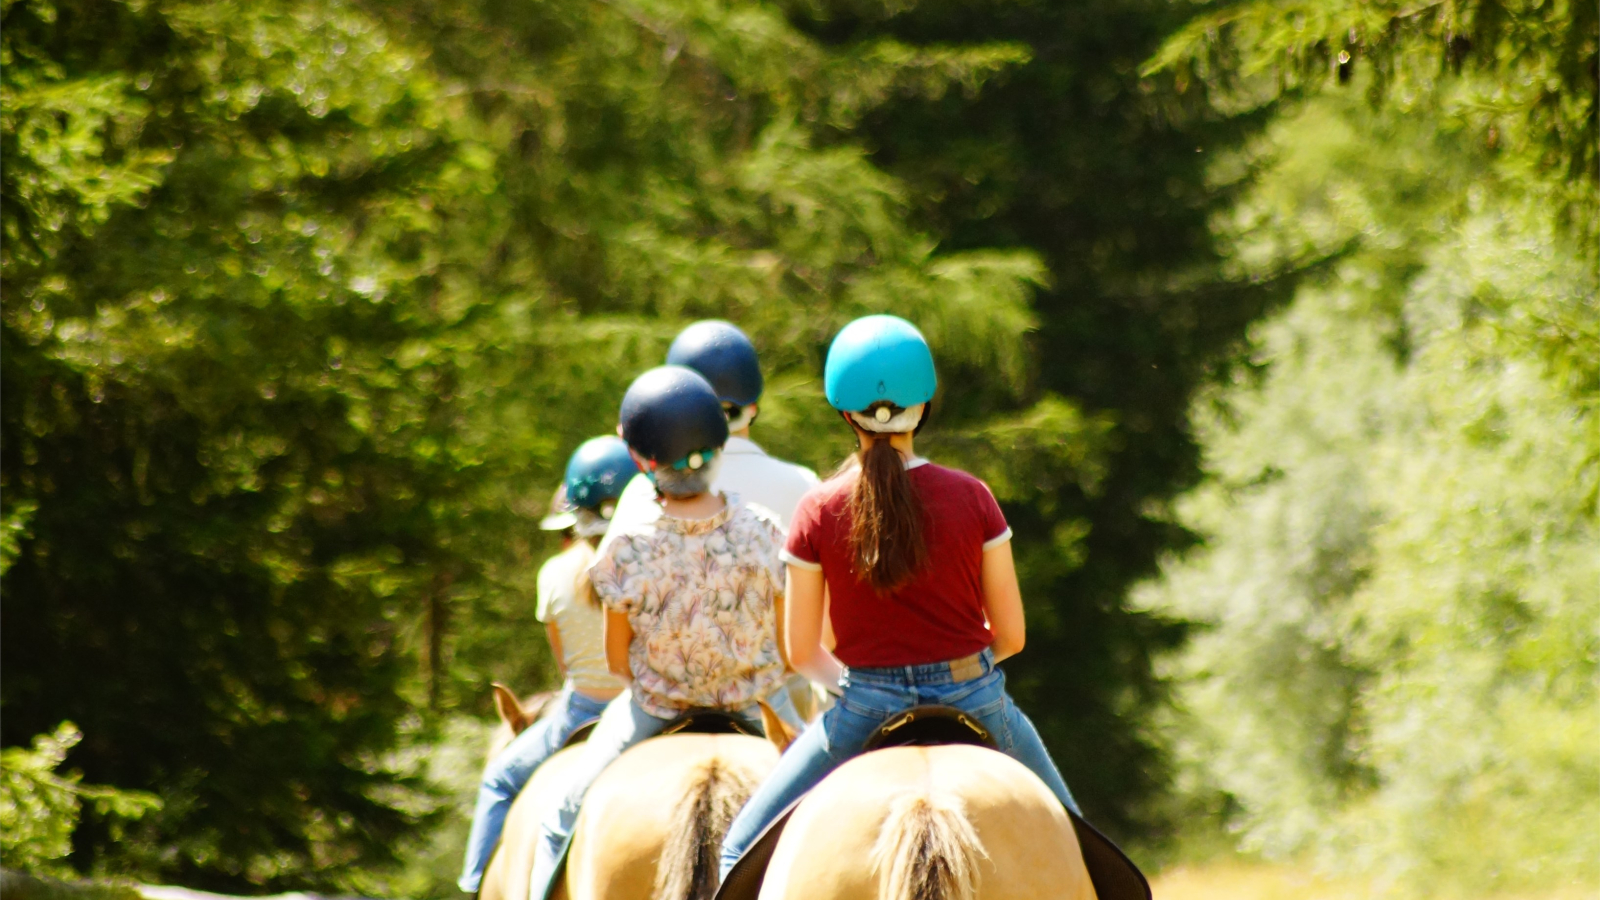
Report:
932,666,1004,708
954,684,1010,747
820,700,882,762
837,681,907,720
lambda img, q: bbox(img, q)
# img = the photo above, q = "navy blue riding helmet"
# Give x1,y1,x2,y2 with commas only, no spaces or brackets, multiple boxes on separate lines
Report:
618,366,729,471
665,320,763,408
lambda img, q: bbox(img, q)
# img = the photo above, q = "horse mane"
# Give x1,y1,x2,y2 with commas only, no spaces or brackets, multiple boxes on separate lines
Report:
871,791,989,900
652,757,758,900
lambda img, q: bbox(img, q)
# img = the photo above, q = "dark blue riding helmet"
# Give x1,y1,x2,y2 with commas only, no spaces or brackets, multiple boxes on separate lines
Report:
618,366,729,469
665,320,763,407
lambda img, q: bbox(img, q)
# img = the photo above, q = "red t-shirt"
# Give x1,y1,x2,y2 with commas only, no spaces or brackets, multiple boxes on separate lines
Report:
782,460,1013,668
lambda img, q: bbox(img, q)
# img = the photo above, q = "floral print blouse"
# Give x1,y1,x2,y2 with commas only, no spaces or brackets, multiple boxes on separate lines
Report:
587,494,788,719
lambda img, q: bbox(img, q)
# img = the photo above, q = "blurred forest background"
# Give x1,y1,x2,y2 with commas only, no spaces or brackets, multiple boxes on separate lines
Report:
2,0,1594,896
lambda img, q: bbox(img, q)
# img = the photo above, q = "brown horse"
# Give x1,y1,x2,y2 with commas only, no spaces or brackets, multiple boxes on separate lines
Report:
475,685,788,900
753,744,1098,900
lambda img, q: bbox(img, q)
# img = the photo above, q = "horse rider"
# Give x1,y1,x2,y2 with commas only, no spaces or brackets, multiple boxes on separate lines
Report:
600,320,820,729
456,437,636,894
527,365,798,899
717,314,1082,882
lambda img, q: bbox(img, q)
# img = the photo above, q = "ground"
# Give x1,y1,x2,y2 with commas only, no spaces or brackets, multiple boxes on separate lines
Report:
1150,861,1599,900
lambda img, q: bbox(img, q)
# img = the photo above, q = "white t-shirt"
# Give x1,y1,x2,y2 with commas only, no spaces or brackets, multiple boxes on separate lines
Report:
536,542,625,695
598,436,820,555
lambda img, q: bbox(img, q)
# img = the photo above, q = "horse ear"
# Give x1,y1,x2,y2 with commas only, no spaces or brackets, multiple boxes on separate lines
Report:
522,690,557,723
758,700,797,753
492,682,531,734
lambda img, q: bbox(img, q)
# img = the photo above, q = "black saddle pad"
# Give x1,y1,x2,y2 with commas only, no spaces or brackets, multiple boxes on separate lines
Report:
714,703,1151,900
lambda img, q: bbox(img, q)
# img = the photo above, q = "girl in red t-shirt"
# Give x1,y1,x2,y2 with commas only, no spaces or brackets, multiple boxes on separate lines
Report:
718,315,1079,879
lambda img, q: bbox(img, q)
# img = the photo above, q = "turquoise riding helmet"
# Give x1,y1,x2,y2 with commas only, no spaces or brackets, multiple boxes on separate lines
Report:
824,314,937,413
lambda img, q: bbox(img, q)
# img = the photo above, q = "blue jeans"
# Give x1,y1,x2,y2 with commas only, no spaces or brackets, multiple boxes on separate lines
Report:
526,685,801,900
457,686,612,893
717,649,1079,881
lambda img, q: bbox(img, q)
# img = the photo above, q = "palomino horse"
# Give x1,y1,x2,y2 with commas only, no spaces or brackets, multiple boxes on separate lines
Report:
752,744,1099,900
478,685,586,900
562,730,779,900
474,685,788,900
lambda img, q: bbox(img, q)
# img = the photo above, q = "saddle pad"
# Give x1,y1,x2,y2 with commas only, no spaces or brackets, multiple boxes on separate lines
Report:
711,796,802,900
1070,810,1153,900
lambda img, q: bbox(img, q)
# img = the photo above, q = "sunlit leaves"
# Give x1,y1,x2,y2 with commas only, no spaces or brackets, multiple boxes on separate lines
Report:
1145,0,1599,243
0,723,161,877
1138,92,1599,893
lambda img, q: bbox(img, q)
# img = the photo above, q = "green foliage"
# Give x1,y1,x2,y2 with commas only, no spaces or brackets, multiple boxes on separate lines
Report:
21,0,1580,886
2,0,514,887
333,717,490,900
1138,91,1599,893
1146,0,1599,242
0,724,160,876
0,870,144,900
1,0,1080,887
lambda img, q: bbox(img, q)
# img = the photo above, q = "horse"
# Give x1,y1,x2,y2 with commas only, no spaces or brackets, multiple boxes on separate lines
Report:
745,741,1101,900
562,730,780,900
478,684,587,900
475,684,790,900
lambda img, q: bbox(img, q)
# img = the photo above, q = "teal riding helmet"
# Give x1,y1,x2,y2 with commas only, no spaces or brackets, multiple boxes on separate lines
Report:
824,314,937,412
563,436,638,510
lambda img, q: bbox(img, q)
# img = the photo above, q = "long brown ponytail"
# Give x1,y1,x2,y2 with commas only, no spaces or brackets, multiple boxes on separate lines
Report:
846,437,928,592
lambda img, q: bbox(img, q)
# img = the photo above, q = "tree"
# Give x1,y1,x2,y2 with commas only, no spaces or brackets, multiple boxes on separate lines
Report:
3,0,1066,885
1145,0,1599,243
1137,86,1598,893
3,0,509,886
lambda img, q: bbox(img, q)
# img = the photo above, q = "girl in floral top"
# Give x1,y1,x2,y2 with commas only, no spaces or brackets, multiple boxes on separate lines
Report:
526,365,798,898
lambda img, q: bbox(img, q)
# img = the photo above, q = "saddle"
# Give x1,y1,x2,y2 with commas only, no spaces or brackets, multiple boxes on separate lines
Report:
713,704,1152,900
660,707,765,738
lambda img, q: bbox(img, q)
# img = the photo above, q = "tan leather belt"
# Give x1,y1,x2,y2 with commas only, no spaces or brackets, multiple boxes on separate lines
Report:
948,652,984,682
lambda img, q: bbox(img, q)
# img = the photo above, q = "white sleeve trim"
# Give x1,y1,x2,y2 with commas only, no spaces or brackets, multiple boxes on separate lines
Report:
982,527,1014,551
780,548,823,571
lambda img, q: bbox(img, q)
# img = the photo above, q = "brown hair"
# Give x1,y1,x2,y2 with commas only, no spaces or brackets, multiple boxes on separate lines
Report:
845,436,928,592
